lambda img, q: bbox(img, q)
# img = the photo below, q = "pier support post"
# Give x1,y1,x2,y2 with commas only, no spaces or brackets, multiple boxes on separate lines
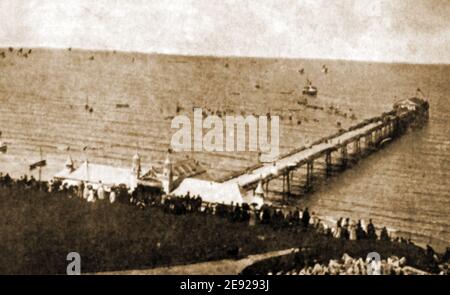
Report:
305,161,314,191
393,118,400,138
382,125,387,138
353,138,361,159
388,122,393,136
365,133,373,150
341,145,348,168
281,171,291,197
325,151,332,177
286,170,291,196
376,128,382,144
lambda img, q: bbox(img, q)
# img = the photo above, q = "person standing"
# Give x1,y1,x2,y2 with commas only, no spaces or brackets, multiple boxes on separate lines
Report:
302,207,310,228
109,187,117,204
349,221,357,240
367,219,377,240
97,181,105,200
380,227,390,241
249,209,257,226
87,186,96,203
83,183,90,200
356,220,367,240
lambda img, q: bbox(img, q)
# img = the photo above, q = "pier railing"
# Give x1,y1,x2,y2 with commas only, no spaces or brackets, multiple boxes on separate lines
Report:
221,98,429,195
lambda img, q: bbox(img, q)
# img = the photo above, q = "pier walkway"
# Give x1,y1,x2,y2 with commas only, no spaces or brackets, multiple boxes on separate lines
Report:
222,97,428,195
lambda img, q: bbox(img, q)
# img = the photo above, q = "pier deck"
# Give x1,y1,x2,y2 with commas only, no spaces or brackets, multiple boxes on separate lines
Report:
222,97,429,194
223,120,387,188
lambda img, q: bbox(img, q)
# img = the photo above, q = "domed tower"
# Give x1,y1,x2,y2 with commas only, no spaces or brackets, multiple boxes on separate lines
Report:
161,153,173,194
255,179,265,199
129,152,142,191
132,152,141,178
251,177,265,208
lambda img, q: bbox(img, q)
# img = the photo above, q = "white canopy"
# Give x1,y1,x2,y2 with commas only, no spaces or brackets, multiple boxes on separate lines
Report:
172,178,245,205
54,161,135,188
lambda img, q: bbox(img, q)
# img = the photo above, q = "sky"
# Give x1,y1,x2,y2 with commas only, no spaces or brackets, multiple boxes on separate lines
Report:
0,0,449,64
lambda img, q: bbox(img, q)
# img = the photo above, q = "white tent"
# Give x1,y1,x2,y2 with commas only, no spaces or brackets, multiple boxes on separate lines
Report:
172,178,245,205
54,161,135,189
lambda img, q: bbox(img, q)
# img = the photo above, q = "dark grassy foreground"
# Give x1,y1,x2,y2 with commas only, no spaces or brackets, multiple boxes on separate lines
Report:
240,242,438,275
0,187,439,274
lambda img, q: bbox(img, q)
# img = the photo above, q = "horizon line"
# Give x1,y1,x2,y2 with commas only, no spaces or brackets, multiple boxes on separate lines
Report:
1,44,449,67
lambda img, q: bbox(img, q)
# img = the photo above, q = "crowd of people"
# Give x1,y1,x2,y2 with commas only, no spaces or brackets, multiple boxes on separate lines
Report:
0,172,398,243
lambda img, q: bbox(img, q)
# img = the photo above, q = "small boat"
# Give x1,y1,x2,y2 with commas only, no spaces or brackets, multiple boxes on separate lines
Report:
303,85,318,96
0,132,6,153
116,103,130,108
302,79,318,96
0,142,7,153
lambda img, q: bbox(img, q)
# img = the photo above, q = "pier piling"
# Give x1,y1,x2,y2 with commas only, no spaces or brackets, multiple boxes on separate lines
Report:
221,98,429,200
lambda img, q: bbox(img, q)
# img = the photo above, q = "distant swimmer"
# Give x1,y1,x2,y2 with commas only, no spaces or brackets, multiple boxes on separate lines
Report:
176,103,182,114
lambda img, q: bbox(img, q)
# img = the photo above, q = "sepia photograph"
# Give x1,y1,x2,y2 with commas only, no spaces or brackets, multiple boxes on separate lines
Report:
0,0,449,281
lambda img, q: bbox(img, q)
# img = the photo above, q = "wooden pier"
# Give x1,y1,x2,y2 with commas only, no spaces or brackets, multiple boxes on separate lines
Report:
222,97,429,197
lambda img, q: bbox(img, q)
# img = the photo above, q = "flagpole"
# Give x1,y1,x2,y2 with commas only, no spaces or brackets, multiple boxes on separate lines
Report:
38,146,42,182
83,146,89,183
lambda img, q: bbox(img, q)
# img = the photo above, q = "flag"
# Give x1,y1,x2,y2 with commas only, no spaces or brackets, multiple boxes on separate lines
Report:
29,160,46,171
